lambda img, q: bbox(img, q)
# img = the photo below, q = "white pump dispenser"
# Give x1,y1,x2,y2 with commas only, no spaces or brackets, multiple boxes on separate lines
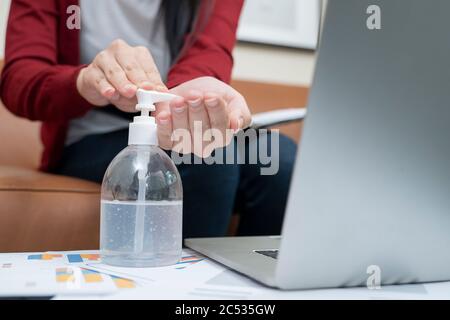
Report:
127,89,178,256
100,88,183,268
128,89,178,146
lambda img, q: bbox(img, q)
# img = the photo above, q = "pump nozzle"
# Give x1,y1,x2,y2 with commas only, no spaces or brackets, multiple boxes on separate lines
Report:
129,89,178,146
136,89,177,117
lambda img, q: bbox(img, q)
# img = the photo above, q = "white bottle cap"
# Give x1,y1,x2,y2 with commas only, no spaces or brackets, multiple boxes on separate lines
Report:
128,89,178,146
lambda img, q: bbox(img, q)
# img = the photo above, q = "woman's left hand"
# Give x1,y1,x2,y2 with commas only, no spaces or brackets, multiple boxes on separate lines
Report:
154,77,252,157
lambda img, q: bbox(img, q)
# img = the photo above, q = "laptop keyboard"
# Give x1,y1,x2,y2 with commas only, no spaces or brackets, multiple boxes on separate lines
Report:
254,250,279,259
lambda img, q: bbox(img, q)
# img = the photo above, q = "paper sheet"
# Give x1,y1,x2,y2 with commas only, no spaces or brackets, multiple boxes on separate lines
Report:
0,251,134,297
251,108,307,128
84,249,220,285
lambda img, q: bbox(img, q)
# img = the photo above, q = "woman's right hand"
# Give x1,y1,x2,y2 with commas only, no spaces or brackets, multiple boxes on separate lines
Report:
76,39,167,112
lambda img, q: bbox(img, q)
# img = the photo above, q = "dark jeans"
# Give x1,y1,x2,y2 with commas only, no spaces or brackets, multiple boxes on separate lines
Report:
54,129,297,238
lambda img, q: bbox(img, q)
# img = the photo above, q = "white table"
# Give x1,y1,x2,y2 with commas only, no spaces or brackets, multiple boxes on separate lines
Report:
52,251,450,300
1,249,448,300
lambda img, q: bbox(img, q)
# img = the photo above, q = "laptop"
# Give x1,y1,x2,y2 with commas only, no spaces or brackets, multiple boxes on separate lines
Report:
185,0,450,290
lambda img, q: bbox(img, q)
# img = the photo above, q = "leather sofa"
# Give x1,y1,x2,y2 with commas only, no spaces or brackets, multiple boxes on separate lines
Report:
0,68,101,252
0,60,307,253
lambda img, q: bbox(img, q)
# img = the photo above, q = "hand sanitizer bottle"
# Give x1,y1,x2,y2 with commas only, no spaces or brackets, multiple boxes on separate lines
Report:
100,89,183,267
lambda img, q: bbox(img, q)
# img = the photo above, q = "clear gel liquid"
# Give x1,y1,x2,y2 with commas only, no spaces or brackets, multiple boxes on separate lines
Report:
100,200,182,267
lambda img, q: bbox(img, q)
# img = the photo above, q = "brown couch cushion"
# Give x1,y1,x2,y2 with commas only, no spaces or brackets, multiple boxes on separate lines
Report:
231,80,308,143
0,94,42,169
0,166,100,252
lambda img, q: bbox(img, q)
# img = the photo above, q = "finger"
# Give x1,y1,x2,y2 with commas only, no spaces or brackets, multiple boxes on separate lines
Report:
156,111,173,150
112,96,137,113
204,92,229,144
86,66,118,101
134,46,167,91
95,51,137,98
187,91,210,157
170,96,190,132
153,100,170,118
170,97,190,154
229,109,245,134
115,47,153,90
228,93,252,129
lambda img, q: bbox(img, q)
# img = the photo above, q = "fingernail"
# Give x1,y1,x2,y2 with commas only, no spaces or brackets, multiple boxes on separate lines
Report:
141,81,153,89
103,88,114,96
124,84,137,93
205,98,219,108
158,117,170,125
173,104,187,114
188,98,202,108
234,117,244,134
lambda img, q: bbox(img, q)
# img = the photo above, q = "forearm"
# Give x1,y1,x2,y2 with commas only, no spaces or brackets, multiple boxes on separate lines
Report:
1,0,93,122
0,59,92,121
166,36,234,88
166,0,243,88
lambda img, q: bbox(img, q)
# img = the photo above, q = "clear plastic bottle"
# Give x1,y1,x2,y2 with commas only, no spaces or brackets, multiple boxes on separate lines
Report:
100,90,183,267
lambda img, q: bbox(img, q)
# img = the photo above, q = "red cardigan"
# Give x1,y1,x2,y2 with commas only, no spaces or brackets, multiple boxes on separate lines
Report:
0,0,243,171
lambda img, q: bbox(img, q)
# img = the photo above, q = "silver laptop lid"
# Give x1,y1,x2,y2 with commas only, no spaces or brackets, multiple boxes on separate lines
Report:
277,0,450,289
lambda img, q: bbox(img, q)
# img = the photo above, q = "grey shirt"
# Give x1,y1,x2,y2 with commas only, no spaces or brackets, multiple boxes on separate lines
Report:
66,0,171,146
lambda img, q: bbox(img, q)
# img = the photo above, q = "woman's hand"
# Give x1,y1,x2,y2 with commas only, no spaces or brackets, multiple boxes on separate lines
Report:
154,77,252,157
76,39,167,112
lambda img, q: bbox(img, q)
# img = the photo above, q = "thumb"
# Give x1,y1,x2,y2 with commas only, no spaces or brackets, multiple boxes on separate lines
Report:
152,101,171,117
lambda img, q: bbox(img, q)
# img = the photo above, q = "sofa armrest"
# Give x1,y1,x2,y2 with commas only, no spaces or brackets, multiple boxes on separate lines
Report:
231,80,309,143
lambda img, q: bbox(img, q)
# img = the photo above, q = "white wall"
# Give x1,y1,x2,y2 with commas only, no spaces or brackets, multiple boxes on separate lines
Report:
0,0,10,59
232,0,327,86
0,0,316,86
232,43,315,86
